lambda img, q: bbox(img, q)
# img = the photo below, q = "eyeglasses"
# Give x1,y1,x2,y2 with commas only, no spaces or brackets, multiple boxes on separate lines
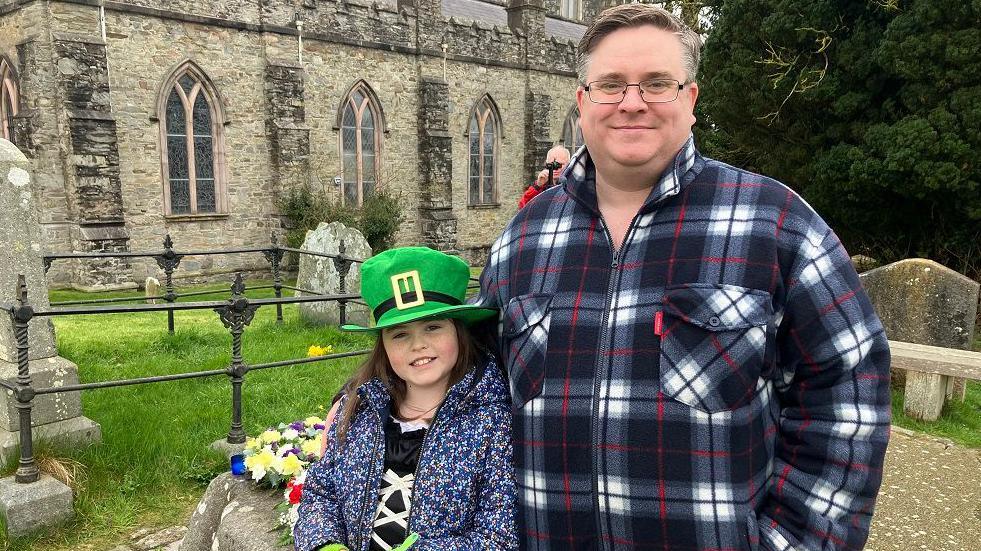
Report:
583,78,686,104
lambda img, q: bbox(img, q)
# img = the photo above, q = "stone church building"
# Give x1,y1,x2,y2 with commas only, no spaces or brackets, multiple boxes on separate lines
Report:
0,0,621,288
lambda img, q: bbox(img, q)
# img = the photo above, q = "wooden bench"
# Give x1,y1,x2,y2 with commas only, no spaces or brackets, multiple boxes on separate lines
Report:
889,340,981,421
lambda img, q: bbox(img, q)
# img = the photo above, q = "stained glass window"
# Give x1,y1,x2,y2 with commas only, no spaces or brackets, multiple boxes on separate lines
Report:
339,82,382,206
160,64,224,215
0,57,19,145
468,98,498,205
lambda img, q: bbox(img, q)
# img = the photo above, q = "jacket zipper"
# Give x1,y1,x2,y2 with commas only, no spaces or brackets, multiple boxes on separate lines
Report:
356,406,383,551
405,395,460,541
590,215,639,550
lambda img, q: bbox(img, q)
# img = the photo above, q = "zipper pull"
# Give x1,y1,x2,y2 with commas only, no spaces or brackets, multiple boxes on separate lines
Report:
611,252,619,269
392,532,420,551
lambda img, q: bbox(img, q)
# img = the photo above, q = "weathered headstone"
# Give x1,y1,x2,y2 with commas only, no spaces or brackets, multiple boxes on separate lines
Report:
860,258,980,421
295,222,371,327
0,139,101,537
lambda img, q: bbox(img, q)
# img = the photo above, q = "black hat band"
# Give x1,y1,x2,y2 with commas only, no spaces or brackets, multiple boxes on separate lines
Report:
372,291,462,322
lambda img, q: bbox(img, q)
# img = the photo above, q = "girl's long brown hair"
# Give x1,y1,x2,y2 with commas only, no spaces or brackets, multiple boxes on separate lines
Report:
335,319,479,447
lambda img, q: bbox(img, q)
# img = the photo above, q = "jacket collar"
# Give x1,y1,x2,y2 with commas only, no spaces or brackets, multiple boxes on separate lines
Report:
564,135,698,216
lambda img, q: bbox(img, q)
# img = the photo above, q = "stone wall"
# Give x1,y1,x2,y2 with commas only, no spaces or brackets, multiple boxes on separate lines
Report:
3,0,589,288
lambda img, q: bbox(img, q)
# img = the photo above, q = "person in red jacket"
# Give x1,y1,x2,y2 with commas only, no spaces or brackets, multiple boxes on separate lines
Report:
517,145,571,209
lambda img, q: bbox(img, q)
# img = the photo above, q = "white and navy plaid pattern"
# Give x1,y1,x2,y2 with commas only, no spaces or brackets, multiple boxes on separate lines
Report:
475,137,891,550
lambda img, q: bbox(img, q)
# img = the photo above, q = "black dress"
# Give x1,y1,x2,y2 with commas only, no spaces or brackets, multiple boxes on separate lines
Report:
369,416,428,551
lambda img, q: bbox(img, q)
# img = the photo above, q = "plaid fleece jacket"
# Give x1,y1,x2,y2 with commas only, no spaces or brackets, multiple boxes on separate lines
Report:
474,137,891,550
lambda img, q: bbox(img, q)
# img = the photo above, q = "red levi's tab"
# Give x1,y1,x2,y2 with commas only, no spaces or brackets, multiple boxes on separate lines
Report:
653,311,663,336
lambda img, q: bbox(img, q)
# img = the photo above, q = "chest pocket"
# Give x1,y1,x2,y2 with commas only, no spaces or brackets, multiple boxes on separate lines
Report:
659,284,772,413
503,293,551,409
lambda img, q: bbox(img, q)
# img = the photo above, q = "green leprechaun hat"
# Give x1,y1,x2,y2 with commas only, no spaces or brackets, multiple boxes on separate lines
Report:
341,246,498,332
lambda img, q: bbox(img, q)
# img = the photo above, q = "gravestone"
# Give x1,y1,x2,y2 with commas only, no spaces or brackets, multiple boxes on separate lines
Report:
860,258,980,420
295,222,371,327
0,139,101,536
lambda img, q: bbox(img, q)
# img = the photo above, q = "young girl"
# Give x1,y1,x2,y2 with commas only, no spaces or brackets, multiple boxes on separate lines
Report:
294,247,517,551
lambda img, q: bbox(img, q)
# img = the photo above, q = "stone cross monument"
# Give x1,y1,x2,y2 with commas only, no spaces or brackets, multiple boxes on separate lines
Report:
0,138,100,536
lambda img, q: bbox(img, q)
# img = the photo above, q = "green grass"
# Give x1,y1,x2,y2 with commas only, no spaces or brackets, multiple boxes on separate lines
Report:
888,332,981,448
890,382,981,448
1,282,372,550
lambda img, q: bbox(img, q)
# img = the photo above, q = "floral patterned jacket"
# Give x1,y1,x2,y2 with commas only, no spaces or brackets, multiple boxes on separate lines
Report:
294,356,518,551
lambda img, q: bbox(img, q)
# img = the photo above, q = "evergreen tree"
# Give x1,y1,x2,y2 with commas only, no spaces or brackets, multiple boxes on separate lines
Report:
697,0,980,277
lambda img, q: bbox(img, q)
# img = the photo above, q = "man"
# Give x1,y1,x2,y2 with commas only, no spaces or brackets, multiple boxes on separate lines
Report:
476,4,890,550
518,145,571,209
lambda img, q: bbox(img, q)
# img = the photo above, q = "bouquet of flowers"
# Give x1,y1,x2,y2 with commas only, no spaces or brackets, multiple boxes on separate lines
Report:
243,415,326,545
242,344,338,545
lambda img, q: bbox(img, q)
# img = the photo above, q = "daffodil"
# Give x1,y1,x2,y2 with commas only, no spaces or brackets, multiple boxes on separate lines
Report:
260,429,282,445
301,434,323,457
245,448,275,481
304,416,323,428
307,345,326,357
279,454,304,477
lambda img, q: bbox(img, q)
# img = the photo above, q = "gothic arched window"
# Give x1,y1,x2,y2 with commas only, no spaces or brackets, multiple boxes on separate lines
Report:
560,0,583,20
562,107,585,153
338,81,384,206
157,61,227,215
468,97,501,206
1,57,19,145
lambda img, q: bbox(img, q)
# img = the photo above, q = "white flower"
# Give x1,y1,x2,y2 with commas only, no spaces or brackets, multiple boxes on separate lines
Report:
282,428,299,440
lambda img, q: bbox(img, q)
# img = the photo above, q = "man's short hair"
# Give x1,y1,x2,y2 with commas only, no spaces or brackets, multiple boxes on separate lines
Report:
577,4,701,84
546,145,571,163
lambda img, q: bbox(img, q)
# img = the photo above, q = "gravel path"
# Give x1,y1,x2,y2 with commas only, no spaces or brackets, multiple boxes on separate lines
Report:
866,427,981,550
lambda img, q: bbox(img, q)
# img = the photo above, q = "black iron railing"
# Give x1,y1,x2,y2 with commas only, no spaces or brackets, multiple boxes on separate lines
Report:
5,236,380,485
43,233,370,331
0,271,370,485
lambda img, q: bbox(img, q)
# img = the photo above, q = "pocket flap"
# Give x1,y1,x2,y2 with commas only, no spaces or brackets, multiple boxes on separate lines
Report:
503,293,552,337
662,284,771,330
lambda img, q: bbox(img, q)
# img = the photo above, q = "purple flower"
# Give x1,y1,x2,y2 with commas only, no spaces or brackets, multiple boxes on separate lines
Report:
314,424,325,430
290,421,305,431
287,447,301,456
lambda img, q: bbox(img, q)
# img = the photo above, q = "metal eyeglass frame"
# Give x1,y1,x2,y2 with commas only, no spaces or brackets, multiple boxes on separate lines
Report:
583,79,687,104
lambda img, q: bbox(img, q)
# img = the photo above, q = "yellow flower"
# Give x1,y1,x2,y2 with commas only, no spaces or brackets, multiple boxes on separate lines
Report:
245,448,276,481
307,345,326,357
244,437,259,451
301,434,323,457
260,429,282,445
304,416,323,428
306,345,334,357
279,454,304,477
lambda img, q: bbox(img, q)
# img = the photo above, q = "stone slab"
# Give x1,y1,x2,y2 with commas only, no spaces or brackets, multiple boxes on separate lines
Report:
132,525,188,551
0,415,101,465
0,473,74,537
208,438,246,459
180,472,285,551
0,356,83,431
296,221,371,327
0,139,58,363
860,258,979,351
